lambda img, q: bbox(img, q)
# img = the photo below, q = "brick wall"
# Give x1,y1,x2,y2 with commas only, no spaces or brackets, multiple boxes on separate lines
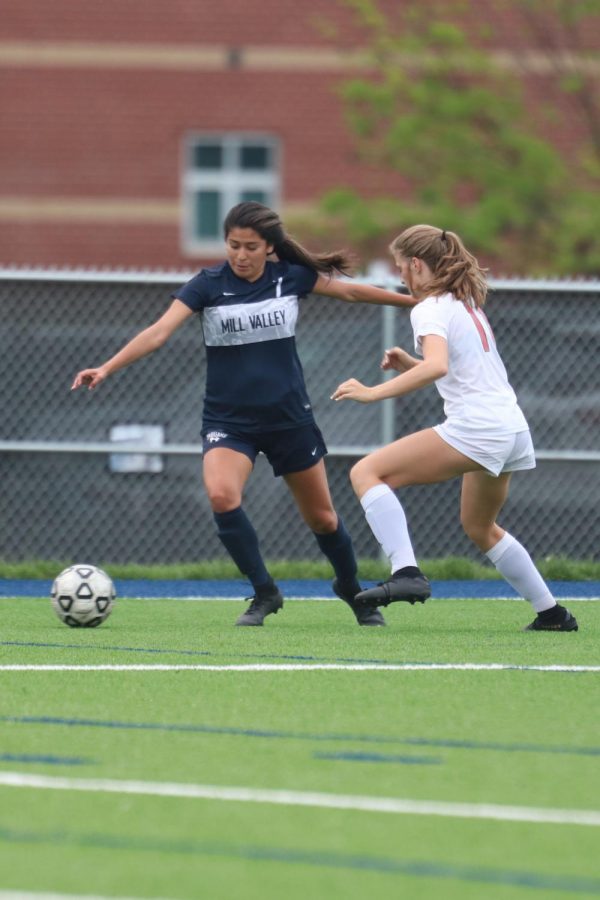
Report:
0,0,597,269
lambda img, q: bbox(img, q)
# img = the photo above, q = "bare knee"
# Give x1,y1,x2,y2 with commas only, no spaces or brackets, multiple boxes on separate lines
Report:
350,458,384,497
462,516,504,552
205,482,242,514
305,508,338,534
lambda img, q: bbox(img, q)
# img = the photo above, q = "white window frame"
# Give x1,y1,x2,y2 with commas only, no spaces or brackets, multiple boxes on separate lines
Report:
181,133,281,256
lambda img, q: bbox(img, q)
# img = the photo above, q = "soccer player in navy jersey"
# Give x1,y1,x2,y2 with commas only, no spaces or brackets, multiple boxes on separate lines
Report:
72,202,417,627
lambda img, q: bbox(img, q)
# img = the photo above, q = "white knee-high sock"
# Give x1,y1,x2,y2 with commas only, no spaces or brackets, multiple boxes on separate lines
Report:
486,532,556,612
360,484,418,573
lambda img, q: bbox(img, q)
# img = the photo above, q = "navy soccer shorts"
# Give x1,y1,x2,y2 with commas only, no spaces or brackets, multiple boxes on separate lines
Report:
202,423,328,476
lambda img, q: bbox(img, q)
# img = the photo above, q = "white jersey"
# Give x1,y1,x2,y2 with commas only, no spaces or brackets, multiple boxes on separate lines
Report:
410,293,529,435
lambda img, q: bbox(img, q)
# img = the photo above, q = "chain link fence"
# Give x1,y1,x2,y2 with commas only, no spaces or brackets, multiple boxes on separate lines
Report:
0,269,598,564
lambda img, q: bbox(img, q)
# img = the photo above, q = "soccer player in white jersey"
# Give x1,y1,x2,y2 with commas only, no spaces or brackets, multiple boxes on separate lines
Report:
331,224,578,632
72,202,418,627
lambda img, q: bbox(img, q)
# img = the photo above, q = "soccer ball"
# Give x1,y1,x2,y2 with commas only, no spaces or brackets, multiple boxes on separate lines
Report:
51,564,116,628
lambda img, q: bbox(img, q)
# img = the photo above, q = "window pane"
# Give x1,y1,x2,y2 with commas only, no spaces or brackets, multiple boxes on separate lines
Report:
240,145,270,170
192,144,223,169
240,190,267,204
194,191,220,239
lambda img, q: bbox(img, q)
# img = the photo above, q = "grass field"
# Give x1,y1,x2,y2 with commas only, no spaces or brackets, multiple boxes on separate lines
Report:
1,592,599,900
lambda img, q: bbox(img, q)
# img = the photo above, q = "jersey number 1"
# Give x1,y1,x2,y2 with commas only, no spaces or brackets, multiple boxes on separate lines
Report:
465,305,493,352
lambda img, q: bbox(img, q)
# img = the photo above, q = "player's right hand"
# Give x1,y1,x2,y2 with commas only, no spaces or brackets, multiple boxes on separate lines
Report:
71,367,108,390
381,347,414,372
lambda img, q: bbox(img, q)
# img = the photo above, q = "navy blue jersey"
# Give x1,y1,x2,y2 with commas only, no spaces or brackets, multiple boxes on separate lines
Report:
175,260,319,432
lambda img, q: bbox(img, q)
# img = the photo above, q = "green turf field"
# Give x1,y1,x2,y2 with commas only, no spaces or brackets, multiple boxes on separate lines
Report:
1,595,599,899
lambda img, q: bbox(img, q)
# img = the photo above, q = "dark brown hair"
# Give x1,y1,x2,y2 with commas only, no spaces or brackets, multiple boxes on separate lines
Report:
390,224,488,307
224,202,353,276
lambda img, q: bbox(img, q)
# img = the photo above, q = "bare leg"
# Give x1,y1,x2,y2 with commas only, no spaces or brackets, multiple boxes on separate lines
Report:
350,428,481,498
203,447,253,513
283,460,338,532
460,470,569,622
203,448,282,625
460,470,511,552
353,430,479,600
284,461,385,626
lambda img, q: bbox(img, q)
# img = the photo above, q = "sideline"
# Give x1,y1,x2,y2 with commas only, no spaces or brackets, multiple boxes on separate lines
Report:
0,578,599,600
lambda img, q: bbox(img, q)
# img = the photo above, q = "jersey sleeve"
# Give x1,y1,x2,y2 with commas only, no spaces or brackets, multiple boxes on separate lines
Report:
286,263,319,297
410,299,451,356
173,271,211,311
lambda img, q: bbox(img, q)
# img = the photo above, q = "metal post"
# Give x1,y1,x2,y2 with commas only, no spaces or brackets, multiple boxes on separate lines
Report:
381,304,396,446
377,304,398,564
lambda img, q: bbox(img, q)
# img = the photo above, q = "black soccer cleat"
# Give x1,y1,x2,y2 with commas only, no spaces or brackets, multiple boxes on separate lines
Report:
333,578,386,626
524,604,578,632
235,584,284,626
356,571,431,608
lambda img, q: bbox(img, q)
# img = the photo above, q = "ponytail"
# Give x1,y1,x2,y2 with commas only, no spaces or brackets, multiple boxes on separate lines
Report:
224,202,353,276
390,225,488,307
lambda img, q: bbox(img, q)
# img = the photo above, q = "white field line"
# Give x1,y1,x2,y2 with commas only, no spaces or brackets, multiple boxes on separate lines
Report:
0,771,598,827
0,663,598,672
0,894,160,900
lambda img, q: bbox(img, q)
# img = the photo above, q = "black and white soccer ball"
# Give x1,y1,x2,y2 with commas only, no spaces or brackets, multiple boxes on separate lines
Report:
51,564,116,628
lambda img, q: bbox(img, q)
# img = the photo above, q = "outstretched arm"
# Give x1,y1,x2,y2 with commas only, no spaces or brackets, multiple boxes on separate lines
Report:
71,299,194,390
331,335,448,403
313,274,418,308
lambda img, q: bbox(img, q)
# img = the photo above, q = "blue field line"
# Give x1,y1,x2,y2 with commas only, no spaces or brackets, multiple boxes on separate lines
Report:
0,639,446,667
2,714,599,757
1,577,599,599
0,752,92,766
0,826,598,893
314,751,444,766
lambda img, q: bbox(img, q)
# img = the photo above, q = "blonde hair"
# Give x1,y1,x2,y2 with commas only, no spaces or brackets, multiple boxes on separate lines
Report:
390,224,488,307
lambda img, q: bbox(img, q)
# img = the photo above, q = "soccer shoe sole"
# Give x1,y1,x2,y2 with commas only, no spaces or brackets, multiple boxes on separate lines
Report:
332,579,386,626
356,577,431,608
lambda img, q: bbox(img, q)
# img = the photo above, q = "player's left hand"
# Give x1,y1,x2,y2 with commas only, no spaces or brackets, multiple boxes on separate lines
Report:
330,378,374,403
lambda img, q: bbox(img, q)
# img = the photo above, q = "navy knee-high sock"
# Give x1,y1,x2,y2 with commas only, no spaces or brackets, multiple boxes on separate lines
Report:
213,507,272,590
314,518,358,588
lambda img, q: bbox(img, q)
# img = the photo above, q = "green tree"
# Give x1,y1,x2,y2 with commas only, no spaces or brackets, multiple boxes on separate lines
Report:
505,0,600,273
304,0,599,275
